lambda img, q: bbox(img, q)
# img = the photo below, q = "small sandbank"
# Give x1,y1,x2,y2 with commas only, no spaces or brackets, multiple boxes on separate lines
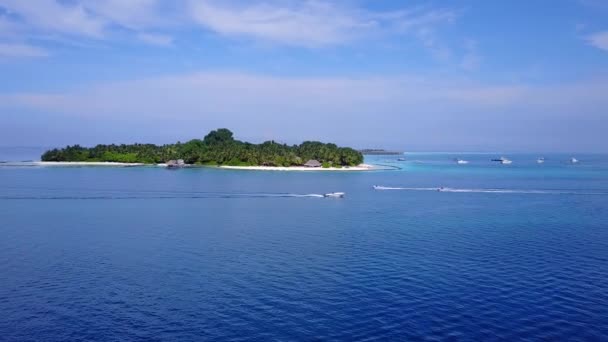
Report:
218,164,376,171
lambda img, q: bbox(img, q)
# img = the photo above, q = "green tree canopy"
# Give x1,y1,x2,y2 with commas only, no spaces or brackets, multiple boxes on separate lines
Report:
41,128,364,167
203,129,234,145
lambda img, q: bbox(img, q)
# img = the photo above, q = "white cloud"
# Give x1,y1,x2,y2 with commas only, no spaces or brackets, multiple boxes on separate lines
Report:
189,1,370,47
189,0,456,48
0,0,106,38
388,8,457,32
0,42,48,57
588,31,608,51
0,0,460,55
80,0,166,31
0,0,171,47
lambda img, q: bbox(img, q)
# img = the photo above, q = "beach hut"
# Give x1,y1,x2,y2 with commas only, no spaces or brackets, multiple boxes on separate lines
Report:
166,159,185,168
304,159,322,168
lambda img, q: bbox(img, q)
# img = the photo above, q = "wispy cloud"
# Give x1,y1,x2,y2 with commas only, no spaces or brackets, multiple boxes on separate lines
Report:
80,0,166,31
189,1,374,47
0,0,106,38
0,0,170,48
588,31,608,51
0,0,461,58
189,0,457,48
0,42,48,57
388,7,457,32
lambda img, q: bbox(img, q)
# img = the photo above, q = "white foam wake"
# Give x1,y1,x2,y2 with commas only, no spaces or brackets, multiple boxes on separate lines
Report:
0,192,330,200
373,186,607,195
272,194,325,198
373,186,437,191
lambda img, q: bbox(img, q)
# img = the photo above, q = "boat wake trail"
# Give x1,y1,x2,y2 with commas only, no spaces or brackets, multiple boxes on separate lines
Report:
0,192,329,200
254,193,326,198
373,185,608,195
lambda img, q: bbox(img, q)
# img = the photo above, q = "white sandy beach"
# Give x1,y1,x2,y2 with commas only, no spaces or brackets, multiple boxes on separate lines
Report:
28,162,378,171
34,161,146,167
218,164,376,171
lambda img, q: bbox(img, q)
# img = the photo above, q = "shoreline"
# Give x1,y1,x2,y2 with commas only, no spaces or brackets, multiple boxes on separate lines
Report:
26,161,377,171
33,161,146,167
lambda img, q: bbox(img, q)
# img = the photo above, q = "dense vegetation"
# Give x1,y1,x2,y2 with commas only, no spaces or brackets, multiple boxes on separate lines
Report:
41,129,364,167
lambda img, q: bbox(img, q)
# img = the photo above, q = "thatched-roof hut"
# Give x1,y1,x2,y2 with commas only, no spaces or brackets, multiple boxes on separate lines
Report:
304,159,322,168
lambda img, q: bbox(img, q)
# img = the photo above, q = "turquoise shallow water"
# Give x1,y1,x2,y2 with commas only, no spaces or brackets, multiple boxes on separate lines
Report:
1,153,607,340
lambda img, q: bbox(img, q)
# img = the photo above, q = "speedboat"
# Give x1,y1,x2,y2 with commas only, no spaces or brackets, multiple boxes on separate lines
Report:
492,156,512,164
570,157,579,164
324,192,345,198
455,158,469,164
537,157,545,164
397,158,406,161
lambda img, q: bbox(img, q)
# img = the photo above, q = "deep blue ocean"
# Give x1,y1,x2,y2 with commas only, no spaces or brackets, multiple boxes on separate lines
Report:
1,150,607,341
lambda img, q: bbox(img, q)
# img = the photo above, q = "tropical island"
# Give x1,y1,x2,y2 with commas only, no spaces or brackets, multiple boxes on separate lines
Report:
40,128,367,170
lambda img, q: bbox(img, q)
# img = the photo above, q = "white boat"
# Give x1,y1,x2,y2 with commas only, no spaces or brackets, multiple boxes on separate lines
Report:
537,157,545,164
492,156,512,164
571,157,579,164
455,158,469,164
324,192,345,198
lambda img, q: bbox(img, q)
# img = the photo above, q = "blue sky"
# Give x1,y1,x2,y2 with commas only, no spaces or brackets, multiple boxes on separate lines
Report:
0,0,607,152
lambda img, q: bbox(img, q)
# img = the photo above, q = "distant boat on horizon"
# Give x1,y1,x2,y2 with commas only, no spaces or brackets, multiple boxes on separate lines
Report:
571,157,579,164
455,158,469,164
537,157,545,164
492,157,512,165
